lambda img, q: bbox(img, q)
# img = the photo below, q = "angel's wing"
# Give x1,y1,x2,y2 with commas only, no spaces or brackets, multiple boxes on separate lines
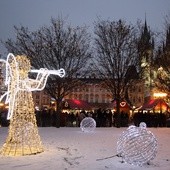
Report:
0,54,20,120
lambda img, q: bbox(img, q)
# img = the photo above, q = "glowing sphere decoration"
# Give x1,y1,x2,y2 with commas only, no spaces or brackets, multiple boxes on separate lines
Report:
80,117,96,133
117,122,158,166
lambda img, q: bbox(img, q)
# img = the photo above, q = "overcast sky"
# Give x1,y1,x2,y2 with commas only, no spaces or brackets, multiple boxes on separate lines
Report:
0,0,170,56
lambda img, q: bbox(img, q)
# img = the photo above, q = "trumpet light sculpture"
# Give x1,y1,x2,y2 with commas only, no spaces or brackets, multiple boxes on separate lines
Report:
117,122,158,166
0,53,65,156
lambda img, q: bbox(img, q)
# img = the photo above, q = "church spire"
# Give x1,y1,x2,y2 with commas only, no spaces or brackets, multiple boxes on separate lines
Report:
142,14,155,51
144,13,148,34
165,26,170,49
138,15,154,100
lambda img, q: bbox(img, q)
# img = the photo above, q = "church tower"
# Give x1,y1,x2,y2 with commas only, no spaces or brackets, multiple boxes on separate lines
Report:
138,18,154,101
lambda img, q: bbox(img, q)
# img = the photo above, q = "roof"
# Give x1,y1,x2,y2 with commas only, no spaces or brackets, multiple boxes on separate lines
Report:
63,99,92,110
62,100,132,111
140,99,169,111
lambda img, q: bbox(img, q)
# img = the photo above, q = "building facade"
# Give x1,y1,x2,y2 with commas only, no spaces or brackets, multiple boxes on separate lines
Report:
32,91,51,111
31,77,145,111
65,78,112,104
128,79,145,108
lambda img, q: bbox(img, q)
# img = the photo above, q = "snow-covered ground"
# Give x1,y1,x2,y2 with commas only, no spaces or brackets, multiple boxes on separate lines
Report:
0,127,170,170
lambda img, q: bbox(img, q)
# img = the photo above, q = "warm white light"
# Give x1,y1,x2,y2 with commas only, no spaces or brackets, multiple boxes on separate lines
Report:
0,53,65,156
153,92,167,98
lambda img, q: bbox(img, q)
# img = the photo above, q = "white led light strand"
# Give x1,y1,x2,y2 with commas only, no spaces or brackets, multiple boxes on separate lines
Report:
0,53,65,120
0,53,65,156
117,122,158,166
80,117,96,133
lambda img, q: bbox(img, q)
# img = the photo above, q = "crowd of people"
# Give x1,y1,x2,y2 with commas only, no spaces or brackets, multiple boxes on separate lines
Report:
35,108,129,127
0,109,9,127
133,110,169,127
34,108,170,128
0,108,170,128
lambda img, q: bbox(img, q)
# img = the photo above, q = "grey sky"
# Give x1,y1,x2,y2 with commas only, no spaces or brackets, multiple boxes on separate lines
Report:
0,0,170,56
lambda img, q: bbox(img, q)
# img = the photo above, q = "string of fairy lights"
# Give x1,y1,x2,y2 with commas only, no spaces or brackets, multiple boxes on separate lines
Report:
0,53,65,156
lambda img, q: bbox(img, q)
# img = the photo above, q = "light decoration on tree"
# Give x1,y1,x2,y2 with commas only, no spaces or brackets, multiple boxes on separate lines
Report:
117,122,158,166
80,117,96,133
64,101,69,108
0,53,65,156
120,101,126,107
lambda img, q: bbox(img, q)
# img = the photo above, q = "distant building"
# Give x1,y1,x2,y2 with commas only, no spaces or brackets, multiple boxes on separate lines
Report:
128,79,145,108
0,64,145,111
32,91,51,111
64,78,113,109
138,19,155,100
32,77,145,111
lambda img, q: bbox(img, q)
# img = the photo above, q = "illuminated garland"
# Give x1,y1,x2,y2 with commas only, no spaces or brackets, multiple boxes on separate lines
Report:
0,53,65,156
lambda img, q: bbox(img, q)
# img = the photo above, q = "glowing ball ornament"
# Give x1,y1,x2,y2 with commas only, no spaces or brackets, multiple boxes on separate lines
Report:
80,117,96,133
117,122,158,166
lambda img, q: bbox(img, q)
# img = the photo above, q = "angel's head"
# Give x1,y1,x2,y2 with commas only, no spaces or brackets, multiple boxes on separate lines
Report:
15,55,31,78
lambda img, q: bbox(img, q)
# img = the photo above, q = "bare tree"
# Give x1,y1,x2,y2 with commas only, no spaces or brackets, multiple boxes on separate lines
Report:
154,36,170,94
93,19,138,127
3,17,92,127
156,66,170,93
154,13,170,96
161,13,170,69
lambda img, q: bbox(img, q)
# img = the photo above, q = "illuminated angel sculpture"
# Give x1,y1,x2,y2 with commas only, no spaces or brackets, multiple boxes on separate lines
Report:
0,53,65,156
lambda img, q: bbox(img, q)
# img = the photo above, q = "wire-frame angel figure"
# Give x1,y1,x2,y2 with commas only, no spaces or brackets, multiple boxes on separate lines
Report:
0,53,65,156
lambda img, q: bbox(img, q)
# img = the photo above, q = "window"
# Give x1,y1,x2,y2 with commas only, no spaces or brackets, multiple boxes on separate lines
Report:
107,94,111,103
95,85,99,92
138,97,141,103
36,95,40,99
74,94,77,99
79,94,82,100
90,86,94,92
102,94,105,103
85,94,89,102
95,94,99,103
90,94,94,103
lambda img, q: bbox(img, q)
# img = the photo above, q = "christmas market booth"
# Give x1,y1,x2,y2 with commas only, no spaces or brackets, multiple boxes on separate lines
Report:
61,99,92,127
140,99,169,113
108,100,132,127
108,100,131,114
133,99,170,127
119,101,131,113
